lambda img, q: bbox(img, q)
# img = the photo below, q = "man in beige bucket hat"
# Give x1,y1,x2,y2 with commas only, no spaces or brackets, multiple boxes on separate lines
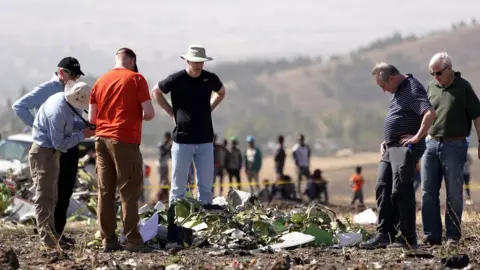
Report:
152,45,226,206
29,81,95,250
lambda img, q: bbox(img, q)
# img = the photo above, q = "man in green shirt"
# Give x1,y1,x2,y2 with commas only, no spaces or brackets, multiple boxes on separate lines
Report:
421,52,480,246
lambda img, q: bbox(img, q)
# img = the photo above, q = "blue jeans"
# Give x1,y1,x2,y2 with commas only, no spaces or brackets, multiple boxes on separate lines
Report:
169,142,214,205
421,138,468,243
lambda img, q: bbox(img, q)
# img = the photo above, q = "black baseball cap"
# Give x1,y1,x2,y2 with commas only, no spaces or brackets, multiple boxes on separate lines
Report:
57,57,85,76
116,48,138,72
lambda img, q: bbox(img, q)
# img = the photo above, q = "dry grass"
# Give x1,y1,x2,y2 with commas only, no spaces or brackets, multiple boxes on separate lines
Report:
1,205,480,269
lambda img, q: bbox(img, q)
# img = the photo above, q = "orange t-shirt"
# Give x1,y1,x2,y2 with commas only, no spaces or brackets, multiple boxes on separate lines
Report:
89,68,151,144
351,174,364,192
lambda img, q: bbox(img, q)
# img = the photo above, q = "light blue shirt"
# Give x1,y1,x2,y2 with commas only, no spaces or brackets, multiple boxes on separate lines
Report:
32,92,85,153
12,74,64,127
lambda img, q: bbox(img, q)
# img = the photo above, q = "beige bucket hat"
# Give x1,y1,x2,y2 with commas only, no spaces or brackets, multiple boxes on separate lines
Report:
180,45,213,62
64,81,91,110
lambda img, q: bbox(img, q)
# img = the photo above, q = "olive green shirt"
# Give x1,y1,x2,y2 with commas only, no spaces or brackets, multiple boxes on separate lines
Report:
427,72,480,138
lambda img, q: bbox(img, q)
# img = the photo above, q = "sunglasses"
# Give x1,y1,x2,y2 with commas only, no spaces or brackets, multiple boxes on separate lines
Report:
430,66,448,76
63,69,80,80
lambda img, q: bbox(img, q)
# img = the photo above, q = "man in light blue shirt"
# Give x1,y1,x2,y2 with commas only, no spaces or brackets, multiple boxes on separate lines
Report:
12,57,86,247
13,57,85,127
29,81,95,250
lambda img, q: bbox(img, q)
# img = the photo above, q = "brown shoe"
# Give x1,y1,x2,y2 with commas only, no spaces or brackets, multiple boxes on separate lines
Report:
103,236,122,252
124,242,144,252
40,240,58,251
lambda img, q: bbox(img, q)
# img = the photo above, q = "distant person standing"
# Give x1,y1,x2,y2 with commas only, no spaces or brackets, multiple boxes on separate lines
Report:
245,136,262,193
350,166,365,207
306,169,328,204
89,48,155,252
464,152,472,205
421,52,480,246
156,132,173,202
274,135,287,179
12,56,85,246
464,136,473,205
151,45,226,205
226,137,243,189
360,63,436,250
292,134,311,195
213,134,228,195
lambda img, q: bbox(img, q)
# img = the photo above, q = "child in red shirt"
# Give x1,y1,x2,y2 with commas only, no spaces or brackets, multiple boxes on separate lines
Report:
351,166,365,207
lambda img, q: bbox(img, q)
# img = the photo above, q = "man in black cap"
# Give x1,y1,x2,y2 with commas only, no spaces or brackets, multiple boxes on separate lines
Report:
12,56,85,247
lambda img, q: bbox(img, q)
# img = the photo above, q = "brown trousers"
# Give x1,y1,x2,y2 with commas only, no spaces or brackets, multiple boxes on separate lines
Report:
95,137,144,245
29,143,61,246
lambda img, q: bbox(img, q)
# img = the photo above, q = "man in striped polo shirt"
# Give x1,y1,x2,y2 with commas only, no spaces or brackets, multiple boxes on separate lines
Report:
360,63,436,249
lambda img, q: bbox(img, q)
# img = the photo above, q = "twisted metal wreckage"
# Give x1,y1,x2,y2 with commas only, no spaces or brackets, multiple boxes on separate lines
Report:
0,142,373,251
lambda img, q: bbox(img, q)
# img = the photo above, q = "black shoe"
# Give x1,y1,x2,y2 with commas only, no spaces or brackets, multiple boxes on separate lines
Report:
445,238,460,246
421,239,442,248
60,236,75,245
58,236,75,249
359,234,391,249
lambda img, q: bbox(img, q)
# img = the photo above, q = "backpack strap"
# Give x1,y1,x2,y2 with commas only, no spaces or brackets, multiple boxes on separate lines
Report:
65,102,96,130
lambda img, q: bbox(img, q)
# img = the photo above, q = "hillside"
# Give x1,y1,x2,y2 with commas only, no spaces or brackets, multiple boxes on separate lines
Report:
2,23,480,153
251,24,480,151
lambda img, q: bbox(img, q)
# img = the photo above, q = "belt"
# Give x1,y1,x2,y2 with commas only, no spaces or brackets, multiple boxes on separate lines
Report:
427,135,466,142
386,142,404,147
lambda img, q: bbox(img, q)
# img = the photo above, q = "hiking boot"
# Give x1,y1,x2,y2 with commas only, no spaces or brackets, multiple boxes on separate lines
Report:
40,240,58,251
387,238,418,249
124,242,144,252
60,236,76,245
421,239,442,248
103,236,122,252
359,233,391,249
59,236,75,249
446,238,460,247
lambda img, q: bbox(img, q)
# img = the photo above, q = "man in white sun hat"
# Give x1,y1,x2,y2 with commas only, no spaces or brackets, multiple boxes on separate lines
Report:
152,45,226,206
28,81,95,250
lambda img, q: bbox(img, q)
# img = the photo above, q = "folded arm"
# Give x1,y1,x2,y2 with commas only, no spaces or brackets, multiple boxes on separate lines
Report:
211,87,226,112
151,85,174,118
142,100,155,121
12,84,54,127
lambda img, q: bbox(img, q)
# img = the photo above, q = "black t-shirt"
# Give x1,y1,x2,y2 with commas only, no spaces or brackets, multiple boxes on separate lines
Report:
158,70,223,144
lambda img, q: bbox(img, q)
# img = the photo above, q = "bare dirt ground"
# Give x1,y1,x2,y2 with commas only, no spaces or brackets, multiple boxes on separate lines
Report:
1,150,480,269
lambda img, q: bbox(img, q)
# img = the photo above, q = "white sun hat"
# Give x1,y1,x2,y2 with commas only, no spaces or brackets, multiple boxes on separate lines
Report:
64,81,91,110
180,45,213,62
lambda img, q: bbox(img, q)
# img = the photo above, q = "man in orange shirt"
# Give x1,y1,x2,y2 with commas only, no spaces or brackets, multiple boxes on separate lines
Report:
351,166,365,207
89,48,155,252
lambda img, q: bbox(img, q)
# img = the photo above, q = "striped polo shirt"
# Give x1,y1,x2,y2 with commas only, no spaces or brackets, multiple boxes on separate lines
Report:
384,74,432,146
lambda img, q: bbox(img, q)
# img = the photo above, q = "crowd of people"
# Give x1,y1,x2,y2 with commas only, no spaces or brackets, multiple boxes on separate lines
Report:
9,45,478,253
156,132,366,208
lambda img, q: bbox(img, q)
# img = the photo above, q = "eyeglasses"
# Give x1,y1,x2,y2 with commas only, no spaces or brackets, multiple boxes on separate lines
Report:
430,66,449,76
63,69,80,80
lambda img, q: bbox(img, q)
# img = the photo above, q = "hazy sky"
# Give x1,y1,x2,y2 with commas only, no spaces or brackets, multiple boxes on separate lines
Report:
0,0,479,95
2,0,479,61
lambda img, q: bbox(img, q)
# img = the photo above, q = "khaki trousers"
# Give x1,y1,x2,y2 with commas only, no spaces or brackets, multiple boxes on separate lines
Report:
29,143,61,246
95,137,144,245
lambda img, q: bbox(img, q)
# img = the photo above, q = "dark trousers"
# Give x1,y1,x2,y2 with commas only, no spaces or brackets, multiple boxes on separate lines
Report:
351,190,364,205
296,166,310,194
54,146,79,235
376,145,424,243
464,173,471,199
213,167,225,194
227,169,241,189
